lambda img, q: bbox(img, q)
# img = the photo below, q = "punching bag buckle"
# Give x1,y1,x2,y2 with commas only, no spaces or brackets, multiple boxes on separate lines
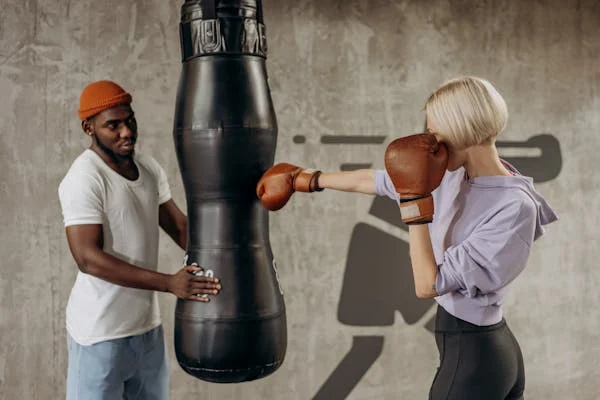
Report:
199,19,223,53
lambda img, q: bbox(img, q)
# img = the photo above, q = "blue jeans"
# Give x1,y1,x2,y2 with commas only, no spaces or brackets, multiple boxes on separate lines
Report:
66,325,168,400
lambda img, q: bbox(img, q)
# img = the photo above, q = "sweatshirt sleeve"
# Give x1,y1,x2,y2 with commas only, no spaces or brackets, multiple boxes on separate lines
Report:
374,169,400,201
435,199,537,297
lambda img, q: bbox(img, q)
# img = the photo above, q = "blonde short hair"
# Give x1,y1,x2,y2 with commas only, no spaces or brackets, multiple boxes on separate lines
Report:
425,76,508,149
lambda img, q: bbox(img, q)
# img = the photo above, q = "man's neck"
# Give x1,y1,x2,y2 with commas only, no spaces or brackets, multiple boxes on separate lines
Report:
90,144,138,180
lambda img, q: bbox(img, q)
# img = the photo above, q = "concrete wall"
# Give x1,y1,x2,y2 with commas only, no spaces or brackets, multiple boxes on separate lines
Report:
1,0,598,398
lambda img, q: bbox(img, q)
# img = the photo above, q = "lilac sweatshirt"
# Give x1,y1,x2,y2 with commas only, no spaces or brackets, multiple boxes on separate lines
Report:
375,162,557,326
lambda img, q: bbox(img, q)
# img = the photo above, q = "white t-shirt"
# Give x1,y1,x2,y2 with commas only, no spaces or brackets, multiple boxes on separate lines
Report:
58,149,172,345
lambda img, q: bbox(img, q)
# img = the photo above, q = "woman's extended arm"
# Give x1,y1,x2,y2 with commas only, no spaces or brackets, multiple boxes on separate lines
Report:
318,169,376,194
257,163,378,211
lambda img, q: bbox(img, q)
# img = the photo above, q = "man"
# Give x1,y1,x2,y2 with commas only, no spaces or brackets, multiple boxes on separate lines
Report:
58,80,221,399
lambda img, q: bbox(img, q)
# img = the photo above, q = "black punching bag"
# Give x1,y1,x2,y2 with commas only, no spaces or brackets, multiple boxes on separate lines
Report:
172,0,286,383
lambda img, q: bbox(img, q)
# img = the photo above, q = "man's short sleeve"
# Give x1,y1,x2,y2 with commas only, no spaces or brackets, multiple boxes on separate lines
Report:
156,162,172,205
141,155,172,205
58,172,104,227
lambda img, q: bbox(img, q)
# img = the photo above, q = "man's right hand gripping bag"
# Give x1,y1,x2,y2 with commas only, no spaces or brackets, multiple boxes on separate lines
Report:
172,0,286,383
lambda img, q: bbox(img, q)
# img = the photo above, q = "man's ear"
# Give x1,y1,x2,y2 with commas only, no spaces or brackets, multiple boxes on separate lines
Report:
82,119,93,136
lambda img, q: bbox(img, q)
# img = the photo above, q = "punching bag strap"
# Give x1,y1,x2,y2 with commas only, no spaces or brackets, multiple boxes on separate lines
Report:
256,1,268,56
199,0,222,54
180,0,266,58
201,0,216,19
256,1,264,24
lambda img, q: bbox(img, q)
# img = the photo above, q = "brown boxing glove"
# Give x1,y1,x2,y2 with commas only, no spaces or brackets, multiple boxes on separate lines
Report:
384,133,448,224
256,163,323,211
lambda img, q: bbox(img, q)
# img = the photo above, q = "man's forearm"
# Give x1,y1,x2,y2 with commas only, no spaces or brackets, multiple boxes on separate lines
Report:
78,248,171,292
318,169,376,194
408,224,439,298
175,226,187,250
159,200,188,251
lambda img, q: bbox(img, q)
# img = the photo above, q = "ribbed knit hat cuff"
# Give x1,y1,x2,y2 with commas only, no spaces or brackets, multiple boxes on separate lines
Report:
78,92,132,120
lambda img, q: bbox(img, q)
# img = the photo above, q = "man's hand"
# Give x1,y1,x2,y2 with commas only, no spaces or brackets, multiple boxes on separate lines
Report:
167,265,221,302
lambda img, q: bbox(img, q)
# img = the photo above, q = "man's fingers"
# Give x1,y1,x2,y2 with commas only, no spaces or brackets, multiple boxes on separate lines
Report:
190,279,220,287
188,288,219,299
184,265,203,274
191,275,220,284
188,294,210,302
192,286,220,295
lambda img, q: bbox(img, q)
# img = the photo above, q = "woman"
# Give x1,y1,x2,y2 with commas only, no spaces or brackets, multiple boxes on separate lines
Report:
257,76,557,399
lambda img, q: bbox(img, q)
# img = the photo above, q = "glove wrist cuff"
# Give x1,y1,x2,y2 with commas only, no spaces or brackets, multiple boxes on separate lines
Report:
399,195,434,224
399,195,428,203
294,169,323,192
312,171,324,192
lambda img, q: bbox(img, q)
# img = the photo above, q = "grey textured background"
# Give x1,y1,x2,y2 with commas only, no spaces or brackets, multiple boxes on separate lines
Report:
1,0,598,399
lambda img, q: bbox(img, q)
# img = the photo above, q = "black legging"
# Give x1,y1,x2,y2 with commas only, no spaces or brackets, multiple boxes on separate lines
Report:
429,305,525,400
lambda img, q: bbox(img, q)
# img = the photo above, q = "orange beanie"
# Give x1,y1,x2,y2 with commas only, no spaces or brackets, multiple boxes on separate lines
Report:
78,80,132,120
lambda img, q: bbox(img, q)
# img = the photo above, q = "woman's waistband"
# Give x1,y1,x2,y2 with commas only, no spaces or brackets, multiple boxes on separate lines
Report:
435,305,506,333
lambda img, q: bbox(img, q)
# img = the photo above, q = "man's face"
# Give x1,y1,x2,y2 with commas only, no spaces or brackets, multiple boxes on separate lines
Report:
85,104,138,158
